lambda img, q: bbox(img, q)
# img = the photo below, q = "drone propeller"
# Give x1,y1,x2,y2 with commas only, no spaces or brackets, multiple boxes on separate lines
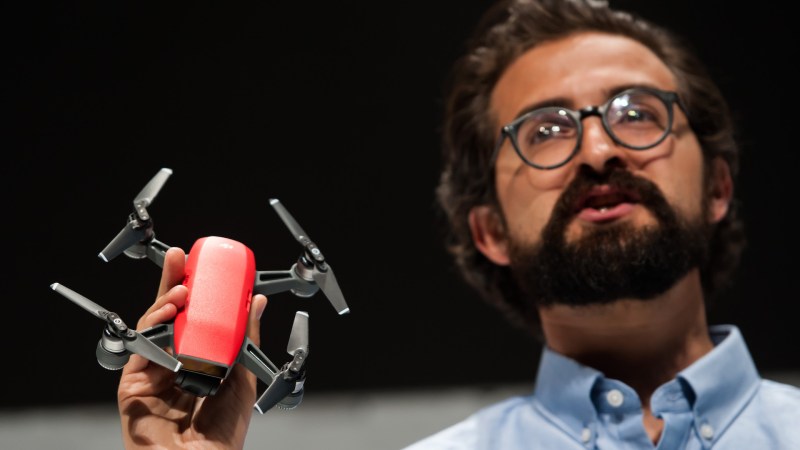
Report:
50,283,182,372
255,311,309,412
99,167,172,262
269,198,350,315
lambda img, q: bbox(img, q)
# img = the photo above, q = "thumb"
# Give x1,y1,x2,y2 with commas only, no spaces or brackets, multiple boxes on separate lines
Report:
248,294,267,346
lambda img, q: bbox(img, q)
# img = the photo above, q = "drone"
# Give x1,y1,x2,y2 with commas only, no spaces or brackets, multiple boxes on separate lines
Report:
50,167,350,413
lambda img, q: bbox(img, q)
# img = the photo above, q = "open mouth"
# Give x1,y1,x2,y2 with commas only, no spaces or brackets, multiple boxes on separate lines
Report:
574,185,642,214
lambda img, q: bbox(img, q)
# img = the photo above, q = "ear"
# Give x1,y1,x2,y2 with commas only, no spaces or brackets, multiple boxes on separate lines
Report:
707,157,733,224
468,205,511,265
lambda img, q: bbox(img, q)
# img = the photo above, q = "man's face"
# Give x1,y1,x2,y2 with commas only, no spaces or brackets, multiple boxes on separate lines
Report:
469,32,731,306
507,166,711,305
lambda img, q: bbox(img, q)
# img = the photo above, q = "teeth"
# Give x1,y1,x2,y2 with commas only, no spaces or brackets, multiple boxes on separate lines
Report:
598,207,608,212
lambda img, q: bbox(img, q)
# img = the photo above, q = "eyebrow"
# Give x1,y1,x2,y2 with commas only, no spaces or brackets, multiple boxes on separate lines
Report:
510,83,665,122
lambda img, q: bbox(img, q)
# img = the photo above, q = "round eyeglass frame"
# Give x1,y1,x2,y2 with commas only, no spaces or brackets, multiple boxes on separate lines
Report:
490,87,686,170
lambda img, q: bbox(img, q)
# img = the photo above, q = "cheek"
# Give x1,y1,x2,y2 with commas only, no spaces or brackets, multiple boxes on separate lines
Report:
495,156,591,244
502,202,552,245
640,151,707,220
496,170,564,243
673,169,707,219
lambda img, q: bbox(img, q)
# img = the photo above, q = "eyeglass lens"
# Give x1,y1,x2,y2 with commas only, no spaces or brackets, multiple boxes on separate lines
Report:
512,89,672,168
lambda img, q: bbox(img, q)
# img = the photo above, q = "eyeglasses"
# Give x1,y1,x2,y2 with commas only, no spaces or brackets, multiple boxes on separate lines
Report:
491,87,685,170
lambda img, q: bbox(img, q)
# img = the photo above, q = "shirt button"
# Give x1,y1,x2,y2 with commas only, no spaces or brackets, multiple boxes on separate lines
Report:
700,423,714,440
581,427,592,443
606,389,624,407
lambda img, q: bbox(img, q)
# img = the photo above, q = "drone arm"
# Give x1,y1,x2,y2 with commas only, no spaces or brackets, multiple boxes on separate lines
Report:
253,268,319,297
237,337,279,386
145,238,171,268
138,323,173,349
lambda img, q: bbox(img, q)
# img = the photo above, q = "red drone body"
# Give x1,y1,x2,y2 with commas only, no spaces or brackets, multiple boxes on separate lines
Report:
175,236,256,380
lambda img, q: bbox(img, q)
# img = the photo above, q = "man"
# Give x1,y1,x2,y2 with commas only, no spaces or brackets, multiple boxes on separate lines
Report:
405,0,800,448
115,1,799,448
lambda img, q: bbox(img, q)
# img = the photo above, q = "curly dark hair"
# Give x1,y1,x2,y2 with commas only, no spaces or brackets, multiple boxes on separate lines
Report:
435,0,746,334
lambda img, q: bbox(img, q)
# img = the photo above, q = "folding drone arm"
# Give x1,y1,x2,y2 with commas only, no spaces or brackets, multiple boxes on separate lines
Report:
253,263,320,298
138,322,174,348
238,337,280,385
114,235,171,268
239,311,310,413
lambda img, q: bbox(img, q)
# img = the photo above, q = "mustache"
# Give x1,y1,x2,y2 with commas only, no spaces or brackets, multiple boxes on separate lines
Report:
545,167,673,235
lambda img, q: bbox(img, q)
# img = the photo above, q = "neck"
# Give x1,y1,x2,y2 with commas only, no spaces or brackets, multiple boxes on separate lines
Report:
538,269,713,403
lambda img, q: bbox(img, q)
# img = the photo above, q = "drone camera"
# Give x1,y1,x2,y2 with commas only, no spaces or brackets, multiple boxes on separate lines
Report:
173,355,232,396
175,370,224,397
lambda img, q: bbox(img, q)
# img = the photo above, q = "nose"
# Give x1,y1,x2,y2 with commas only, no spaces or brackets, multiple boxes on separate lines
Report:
572,116,629,172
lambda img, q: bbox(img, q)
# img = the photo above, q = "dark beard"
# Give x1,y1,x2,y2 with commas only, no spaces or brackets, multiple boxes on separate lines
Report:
507,168,710,307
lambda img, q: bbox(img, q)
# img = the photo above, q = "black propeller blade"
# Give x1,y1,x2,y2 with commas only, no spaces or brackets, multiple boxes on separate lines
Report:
50,283,182,372
133,167,172,208
269,198,350,315
286,310,309,356
98,167,172,262
98,222,147,263
255,311,309,412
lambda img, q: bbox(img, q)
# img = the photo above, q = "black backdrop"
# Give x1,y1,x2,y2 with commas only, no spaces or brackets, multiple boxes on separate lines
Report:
5,1,798,409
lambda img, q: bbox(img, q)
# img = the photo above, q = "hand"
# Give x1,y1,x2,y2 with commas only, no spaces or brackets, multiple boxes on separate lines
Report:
117,247,268,449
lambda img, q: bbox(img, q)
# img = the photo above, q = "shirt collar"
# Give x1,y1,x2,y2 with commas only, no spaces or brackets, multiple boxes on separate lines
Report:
677,324,761,445
532,325,760,445
533,345,602,440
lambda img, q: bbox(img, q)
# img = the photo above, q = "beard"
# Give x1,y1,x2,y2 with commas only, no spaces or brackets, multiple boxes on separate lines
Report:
507,168,710,308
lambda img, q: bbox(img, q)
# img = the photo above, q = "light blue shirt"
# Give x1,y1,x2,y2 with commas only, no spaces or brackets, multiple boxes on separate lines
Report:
404,325,800,449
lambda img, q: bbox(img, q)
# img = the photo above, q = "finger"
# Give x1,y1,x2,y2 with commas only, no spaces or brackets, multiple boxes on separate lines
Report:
125,285,187,373
133,247,186,327
156,247,186,298
247,294,268,347
137,283,188,330
136,284,189,331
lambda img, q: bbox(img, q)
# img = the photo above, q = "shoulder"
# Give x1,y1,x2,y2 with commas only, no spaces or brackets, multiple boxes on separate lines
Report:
737,379,800,428
401,395,539,450
717,379,800,447
755,379,800,413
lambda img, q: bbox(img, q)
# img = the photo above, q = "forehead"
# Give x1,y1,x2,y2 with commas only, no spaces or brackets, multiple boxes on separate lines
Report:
490,32,678,125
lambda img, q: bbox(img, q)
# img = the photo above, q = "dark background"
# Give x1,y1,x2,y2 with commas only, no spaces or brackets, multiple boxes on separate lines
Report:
5,1,797,410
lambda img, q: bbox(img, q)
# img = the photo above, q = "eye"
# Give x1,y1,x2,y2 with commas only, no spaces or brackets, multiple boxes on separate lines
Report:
607,93,669,130
613,105,660,124
518,109,577,146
